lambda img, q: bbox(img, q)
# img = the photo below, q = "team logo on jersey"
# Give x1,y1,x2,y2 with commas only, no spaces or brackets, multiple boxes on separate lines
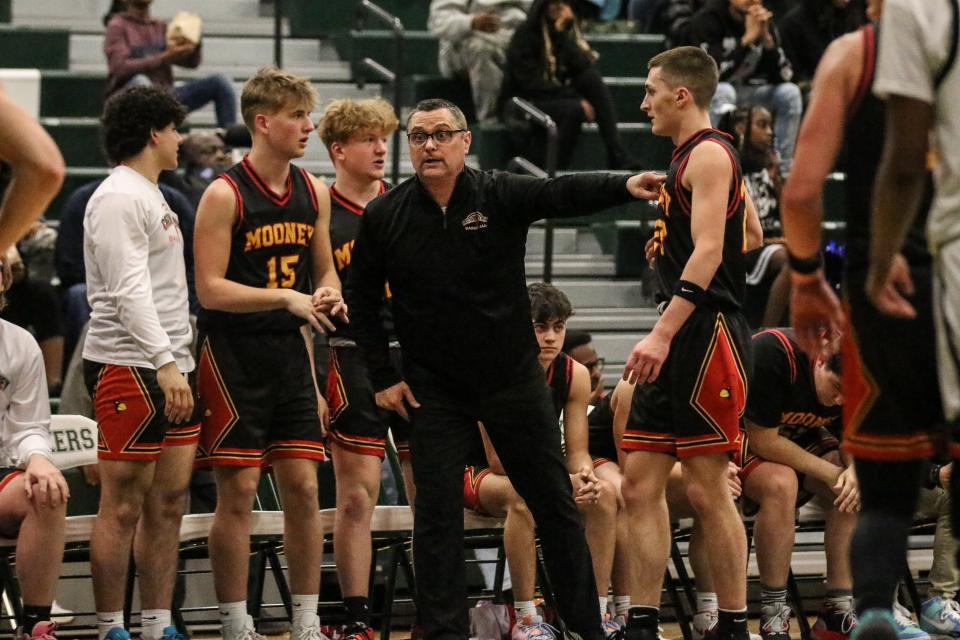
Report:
462,211,489,231
160,212,178,231
0,374,8,391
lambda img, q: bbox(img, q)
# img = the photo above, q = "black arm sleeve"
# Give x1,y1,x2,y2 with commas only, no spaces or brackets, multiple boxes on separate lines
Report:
494,171,633,225
344,209,401,391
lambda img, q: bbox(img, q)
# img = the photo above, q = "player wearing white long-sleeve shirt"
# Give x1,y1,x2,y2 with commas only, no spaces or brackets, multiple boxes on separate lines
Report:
81,86,196,640
0,260,69,640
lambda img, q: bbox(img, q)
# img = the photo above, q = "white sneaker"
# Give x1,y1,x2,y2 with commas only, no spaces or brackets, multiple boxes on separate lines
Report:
223,615,266,640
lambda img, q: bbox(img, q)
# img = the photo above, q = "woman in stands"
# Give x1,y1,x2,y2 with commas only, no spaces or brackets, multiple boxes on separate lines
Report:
499,0,639,170
719,105,789,327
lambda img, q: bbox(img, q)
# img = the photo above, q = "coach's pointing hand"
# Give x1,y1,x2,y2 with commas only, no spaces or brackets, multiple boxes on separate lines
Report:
375,382,420,422
627,172,666,201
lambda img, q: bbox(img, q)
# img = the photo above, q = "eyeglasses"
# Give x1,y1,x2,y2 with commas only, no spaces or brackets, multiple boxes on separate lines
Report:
406,129,467,146
585,358,605,373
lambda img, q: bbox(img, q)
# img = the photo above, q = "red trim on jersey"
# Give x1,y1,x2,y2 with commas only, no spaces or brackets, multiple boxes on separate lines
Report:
330,180,387,216
240,156,293,207
674,153,694,214
672,131,742,218
850,24,877,117
754,329,798,384
218,173,245,228
300,167,320,214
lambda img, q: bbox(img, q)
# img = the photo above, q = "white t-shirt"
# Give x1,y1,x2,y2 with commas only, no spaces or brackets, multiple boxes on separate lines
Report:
0,319,53,467
874,0,960,249
83,165,194,372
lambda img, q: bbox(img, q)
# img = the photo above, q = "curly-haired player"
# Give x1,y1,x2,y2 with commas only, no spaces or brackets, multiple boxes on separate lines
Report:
83,85,197,640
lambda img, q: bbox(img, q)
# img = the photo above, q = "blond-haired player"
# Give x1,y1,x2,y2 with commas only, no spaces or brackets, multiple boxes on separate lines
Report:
193,68,345,640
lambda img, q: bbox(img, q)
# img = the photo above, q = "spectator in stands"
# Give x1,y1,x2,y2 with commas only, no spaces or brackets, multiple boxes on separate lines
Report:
500,0,640,169
718,105,788,327
917,462,960,639
778,0,867,91
428,0,533,123
103,0,237,128
0,256,70,640
686,0,802,173
54,178,198,366
0,243,64,396
649,0,707,45
162,131,232,207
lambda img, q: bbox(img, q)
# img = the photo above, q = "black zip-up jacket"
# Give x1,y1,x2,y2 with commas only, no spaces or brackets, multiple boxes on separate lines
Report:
346,166,634,395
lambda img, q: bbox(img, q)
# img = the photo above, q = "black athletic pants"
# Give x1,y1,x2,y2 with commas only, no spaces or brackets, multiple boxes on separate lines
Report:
407,360,602,640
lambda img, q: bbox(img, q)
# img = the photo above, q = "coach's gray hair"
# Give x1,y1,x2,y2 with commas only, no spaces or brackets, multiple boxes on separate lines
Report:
406,98,468,130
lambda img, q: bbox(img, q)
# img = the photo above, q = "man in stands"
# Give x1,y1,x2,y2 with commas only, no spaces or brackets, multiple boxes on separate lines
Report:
464,284,617,640
428,0,532,122
317,96,409,640
104,0,237,128
83,86,197,640
686,0,802,172
0,255,70,640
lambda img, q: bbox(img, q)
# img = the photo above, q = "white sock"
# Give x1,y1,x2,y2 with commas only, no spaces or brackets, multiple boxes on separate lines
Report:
515,600,538,621
696,591,718,614
291,593,320,632
218,601,249,637
96,611,124,640
140,609,171,640
600,597,609,619
614,596,632,617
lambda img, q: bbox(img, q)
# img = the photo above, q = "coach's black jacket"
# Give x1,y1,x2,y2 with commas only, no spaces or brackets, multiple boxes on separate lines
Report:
346,166,634,395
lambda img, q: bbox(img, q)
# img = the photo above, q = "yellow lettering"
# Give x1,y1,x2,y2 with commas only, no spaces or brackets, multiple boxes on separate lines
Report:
334,242,352,271
244,228,261,251
262,225,274,247
284,222,297,244
273,223,285,246
297,224,307,245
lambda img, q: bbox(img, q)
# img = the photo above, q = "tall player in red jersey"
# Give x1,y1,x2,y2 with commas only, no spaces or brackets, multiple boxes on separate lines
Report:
193,68,346,640
618,46,762,640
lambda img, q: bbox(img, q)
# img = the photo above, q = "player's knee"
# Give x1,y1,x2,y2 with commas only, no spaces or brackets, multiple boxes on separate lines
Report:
758,469,798,509
108,497,147,531
622,473,662,507
280,475,319,508
151,487,190,523
507,495,534,525
339,483,376,522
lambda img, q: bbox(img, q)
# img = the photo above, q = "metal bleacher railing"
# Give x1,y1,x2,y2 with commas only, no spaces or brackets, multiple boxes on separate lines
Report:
354,0,404,186
507,97,558,283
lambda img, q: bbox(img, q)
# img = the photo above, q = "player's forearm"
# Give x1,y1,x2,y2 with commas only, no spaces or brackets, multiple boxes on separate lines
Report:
652,244,721,340
780,178,825,260
750,430,838,484
870,163,925,271
197,277,292,314
0,124,65,254
566,449,594,474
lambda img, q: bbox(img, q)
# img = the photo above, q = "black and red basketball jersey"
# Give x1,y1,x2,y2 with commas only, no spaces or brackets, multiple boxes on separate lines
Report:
652,128,748,310
843,22,931,270
546,351,575,420
328,180,394,340
745,328,840,441
198,156,319,333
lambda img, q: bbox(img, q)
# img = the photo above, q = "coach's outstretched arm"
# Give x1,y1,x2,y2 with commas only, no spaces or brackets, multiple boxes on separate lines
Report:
0,88,65,256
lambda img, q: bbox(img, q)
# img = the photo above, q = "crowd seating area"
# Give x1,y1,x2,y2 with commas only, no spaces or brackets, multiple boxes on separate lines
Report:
0,0,913,637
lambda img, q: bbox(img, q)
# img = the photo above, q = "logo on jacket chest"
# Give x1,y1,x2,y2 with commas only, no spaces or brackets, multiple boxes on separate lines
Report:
462,211,489,231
